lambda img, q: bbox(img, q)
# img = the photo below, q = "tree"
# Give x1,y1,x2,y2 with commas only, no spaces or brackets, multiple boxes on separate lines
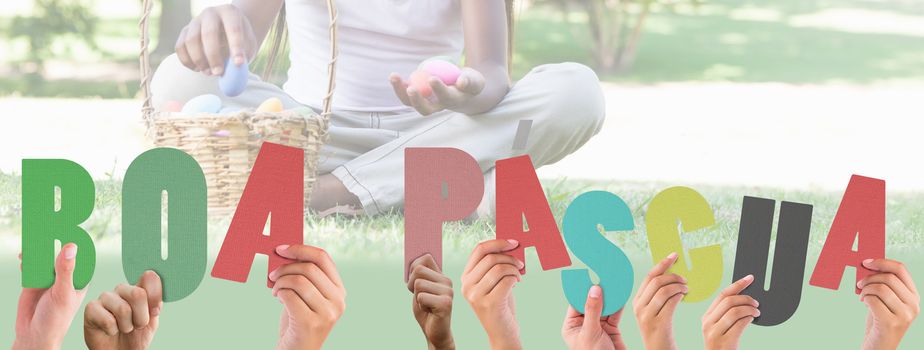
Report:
548,0,700,75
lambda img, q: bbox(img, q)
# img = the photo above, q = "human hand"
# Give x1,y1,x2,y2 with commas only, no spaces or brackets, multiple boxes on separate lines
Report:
701,275,759,350
84,271,163,350
461,239,524,350
12,244,88,350
561,285,627,350
175,4,257,76
389,68,486,116
407,254,455,350
859,258,919,350
632,252,686,350
270,245,346,350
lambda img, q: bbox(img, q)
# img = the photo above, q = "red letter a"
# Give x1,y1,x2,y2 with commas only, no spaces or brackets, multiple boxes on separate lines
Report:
810,175,885,294
212,142,304,288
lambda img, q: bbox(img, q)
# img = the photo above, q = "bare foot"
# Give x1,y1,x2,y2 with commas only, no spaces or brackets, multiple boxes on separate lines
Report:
309,174,363,214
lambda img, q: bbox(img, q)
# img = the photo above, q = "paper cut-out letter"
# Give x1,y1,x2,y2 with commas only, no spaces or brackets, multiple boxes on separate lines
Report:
123,148,207,301
810,175,886,294
404,147,483,280
211,142,304,288
733,197,813,326
21,159,96,289
561,191,634,316
645,186,721,302
496,155,571,274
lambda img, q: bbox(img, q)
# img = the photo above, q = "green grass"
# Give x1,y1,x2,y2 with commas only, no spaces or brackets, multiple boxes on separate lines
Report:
1,171,923,348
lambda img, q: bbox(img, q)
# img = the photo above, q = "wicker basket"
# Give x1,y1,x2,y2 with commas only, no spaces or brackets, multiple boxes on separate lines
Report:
138,0,338,217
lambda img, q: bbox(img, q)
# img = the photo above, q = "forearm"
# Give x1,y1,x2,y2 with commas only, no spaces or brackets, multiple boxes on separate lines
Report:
233,0,284,49
449,63,510,115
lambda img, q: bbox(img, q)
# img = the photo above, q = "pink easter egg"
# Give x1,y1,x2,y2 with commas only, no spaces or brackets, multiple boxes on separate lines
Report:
421,60,461,86
162,100,183,113
410,70,434,97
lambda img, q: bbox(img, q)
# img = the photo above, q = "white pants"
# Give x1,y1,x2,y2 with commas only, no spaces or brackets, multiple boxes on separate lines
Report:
151,55,606,215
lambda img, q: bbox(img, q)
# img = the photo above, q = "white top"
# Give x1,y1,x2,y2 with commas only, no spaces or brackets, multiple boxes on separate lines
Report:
284,0,464,112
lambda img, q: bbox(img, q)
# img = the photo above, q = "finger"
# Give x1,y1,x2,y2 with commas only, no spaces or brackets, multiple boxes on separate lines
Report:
581,285,604,333
413,279,453,297
474,264,521,297
408,264,452,293
724,316,755,339
199,13,225,75
859,273,915,305
100,291,135,333
276,245,343,287
115,284,150,328
860,284,902,315
659,292,685,319
489,275,519,299
407,87,439,116
636,273,686,308
174,27,194,70
273,275,325,313
389,73,412,106
716,305,760,335
416,292,453,313
706,274,754,313
269,262,340,300
705,295,759,325
51,243,78,296
863,294,893,318
646,282,688,318
137,271,163,317
455,68,486,95
464,239,519,274
429,77,466,105
863,259,917,294
183,20,209,72
278,289,312,320
218,8,246,65
639,252,680,287
84,300,119,336
467,253,524,286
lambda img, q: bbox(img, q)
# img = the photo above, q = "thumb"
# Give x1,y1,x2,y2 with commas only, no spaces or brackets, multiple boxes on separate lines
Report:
138,271,164,317
51,243,78,295
581,285,604,333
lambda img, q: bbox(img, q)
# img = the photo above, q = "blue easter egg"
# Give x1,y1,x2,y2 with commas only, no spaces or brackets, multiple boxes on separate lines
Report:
219,58,249,97
181,94,222,114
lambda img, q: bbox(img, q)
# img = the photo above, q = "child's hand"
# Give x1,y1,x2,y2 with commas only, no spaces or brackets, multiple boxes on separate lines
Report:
389,69,486,116
632,252,686,350
270,245,346,350
461,239,524,350
175,4,258,76
858,258,919,350
561,285,627,350
13,244,87,350
701,275,759,350
84,271,163,350
407,254,455,350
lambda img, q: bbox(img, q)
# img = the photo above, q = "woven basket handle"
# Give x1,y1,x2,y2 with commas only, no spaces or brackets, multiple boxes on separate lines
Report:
139,0,338,126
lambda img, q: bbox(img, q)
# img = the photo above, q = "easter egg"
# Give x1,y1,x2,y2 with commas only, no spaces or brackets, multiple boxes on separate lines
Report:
417,55,457,70
256,97,284,113
181,94,222,114
409,70,434,97
421,60,461,86
219,58,249,97
161,100,183,113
